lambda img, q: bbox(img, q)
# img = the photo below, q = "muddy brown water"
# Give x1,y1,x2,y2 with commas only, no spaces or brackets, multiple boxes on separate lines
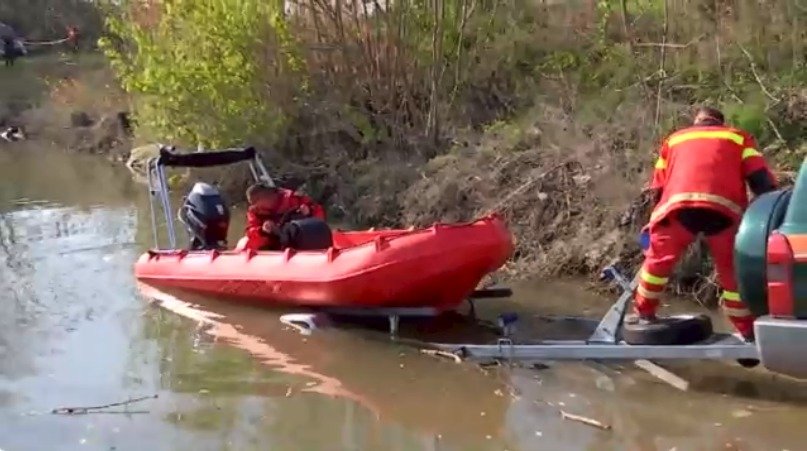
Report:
2,145,807,451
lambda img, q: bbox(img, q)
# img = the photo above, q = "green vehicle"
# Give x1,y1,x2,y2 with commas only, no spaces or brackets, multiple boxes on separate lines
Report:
735,156,807,378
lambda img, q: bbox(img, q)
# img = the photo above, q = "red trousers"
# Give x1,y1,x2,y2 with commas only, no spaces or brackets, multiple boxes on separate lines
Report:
635,217,755,338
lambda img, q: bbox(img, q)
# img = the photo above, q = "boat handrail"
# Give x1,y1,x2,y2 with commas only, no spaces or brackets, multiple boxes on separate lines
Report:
157,146,257,168
145,145,275,250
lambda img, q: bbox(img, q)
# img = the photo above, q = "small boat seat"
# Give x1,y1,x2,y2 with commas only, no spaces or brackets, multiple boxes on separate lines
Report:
280,218,334,251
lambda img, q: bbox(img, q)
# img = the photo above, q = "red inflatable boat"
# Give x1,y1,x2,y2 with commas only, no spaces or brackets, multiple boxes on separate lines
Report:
134,147,513,310
135,215,512,309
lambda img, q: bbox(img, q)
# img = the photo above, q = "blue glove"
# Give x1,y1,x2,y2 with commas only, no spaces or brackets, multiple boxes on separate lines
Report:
639,228,650,251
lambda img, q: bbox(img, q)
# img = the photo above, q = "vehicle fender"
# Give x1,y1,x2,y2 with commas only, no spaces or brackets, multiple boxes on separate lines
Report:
734,189,792,317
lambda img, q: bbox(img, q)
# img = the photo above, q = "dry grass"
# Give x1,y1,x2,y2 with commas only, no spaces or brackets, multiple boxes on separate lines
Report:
1,53,132,160
402,102,651,277
400,86,807,306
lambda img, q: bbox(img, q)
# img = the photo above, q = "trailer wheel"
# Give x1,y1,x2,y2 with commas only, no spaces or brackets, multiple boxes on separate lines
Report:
736,358,760,368
622,314,713,346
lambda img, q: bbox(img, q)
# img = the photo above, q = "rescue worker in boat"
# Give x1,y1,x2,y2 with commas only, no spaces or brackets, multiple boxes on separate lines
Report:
244,183,326,251
631,106,778,342
2,36,17,67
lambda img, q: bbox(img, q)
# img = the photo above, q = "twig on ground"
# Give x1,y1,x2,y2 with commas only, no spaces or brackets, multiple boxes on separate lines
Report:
653,0,670,129
738,44,781,103
634,34,704,49
765,117,786,143
420,348,463,364
634,42,687,48
721,79,786,143
485,161,569,214
560,410,611,430
52,394,158,415
690,271,719,308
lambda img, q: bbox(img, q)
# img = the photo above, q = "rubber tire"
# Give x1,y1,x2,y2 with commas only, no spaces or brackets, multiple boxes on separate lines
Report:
734,189,792,317
622,314,714,346
737,358,761,368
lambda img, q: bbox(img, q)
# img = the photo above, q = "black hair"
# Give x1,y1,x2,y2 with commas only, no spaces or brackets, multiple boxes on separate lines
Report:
693,106,725,125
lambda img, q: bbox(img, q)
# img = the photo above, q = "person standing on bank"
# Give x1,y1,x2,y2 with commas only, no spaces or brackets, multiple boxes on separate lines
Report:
630,106,778,342
66,26,80,53
2,36,17,67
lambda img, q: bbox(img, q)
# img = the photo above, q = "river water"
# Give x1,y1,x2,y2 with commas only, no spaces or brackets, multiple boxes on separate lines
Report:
1,144,807,451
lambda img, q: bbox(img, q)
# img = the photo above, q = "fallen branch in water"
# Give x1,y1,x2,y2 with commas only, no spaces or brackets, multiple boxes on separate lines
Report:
560,410,611,430
634,359,690,392
420,348,463,364
52,394,158,415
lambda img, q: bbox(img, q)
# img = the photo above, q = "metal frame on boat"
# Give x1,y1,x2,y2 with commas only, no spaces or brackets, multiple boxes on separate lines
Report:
429,266,761,362
276,266,762,367
145,146,273,249
315,285,515,336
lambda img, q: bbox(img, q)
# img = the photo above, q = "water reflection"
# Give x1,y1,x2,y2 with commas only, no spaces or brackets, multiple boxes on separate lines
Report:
139,284,513,450
0,204,137,379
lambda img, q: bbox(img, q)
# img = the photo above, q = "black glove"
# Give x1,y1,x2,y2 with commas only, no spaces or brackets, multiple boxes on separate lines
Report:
746,168,777,196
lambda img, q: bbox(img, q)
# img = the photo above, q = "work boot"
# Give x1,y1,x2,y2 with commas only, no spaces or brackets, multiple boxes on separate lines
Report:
735,332,760,368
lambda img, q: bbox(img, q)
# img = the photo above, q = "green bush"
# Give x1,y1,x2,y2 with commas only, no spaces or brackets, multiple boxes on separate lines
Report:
723,101,767,141
99,0,298,148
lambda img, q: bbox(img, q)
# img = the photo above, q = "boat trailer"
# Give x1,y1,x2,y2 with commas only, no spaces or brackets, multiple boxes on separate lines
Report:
281,265,760,363
429,266,760,363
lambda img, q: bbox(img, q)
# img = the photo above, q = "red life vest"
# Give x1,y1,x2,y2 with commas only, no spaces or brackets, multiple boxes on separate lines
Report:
243,189,326,250
648,125,772,226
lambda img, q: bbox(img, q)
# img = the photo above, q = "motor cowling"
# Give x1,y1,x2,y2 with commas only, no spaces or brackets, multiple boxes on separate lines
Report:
178,182,230,250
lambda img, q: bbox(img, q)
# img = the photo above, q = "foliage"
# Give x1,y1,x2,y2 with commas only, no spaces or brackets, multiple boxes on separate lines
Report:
0,0,103,42
100,0,539,154
99,0,298,148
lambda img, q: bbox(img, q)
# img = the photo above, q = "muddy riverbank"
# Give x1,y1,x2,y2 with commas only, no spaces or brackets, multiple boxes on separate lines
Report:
2,144,807,450
0,54,132,162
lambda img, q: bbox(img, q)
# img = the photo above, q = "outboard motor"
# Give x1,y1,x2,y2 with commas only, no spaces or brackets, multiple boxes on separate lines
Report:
178,182,230,250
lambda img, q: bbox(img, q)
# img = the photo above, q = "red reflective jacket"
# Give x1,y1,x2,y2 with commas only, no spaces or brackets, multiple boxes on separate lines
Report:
648,125,776,226
66,26,79,44
244,188,326,250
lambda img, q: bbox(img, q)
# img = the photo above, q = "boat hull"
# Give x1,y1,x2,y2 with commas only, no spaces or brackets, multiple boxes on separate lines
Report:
134,215,513,310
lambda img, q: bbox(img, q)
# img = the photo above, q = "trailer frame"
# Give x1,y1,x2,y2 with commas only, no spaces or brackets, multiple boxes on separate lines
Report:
428,266,761,363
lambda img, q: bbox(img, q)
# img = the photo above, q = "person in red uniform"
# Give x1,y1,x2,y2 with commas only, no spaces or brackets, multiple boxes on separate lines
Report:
633,106,778,341
66,26,80,52
244,183,326,251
